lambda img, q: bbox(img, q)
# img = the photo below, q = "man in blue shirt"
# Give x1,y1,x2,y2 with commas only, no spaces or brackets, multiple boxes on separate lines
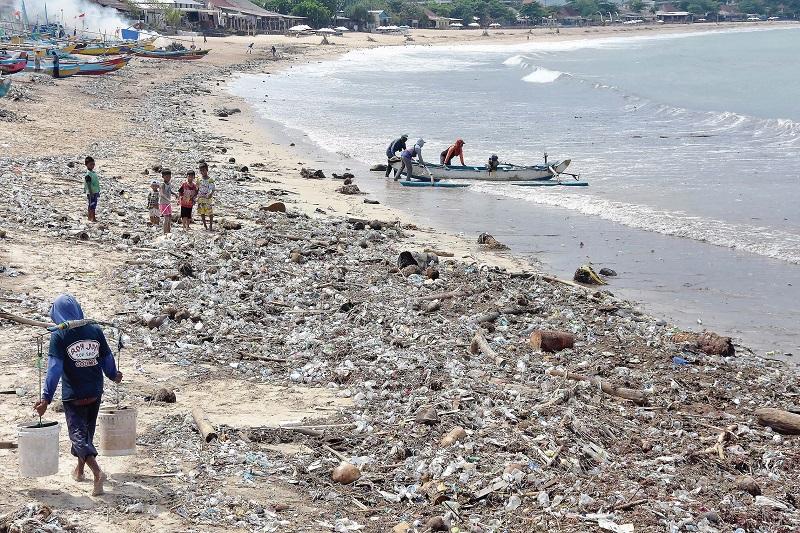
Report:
384,134,408,178
34,294,122,496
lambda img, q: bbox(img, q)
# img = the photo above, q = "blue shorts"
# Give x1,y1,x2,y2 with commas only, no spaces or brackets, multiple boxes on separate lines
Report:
87,193,100,210
63,398,101,458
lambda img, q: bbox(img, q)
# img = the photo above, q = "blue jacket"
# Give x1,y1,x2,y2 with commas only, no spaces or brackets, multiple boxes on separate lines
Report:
386,138,407,158
42,294,117,403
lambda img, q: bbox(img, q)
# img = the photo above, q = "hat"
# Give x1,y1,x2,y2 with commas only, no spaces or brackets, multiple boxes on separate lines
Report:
400,134,408,140
416,138,425,146
161,168,172,175
150,179,159,186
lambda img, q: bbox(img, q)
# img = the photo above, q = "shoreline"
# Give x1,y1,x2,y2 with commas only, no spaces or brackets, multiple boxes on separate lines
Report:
1,23,798,531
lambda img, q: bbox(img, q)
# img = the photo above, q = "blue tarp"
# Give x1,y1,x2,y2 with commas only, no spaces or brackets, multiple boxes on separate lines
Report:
121,29,139,40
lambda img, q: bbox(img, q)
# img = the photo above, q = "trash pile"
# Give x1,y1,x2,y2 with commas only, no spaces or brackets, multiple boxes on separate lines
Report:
0,502,81,533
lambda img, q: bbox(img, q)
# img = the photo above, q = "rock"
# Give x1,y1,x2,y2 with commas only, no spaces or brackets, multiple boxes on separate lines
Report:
264,202,286,213
391,522,411,533
331,461,361,484
573,264,607,285
352,221,365,230
239,166,249,173
735,475,761,495
162,304,178,318
343,178,352,185
599,267,617,276
174,309,192,322
154,388,177,403
290,251,306,264
363,199,380,205
146,314,168,330
477,232,508,250
368,220,382,230
401,265,420,277
178,263,194,277
672,331,735,357
698,511,720,524
336,184,361,195
415,406,439,425
424,267,439,280
439,426,466,447
0,229,6,238
530,330,575,353
222,220,242,230
300,168,326,179
370,163,387,171
228,157,236,163
426,517,448,531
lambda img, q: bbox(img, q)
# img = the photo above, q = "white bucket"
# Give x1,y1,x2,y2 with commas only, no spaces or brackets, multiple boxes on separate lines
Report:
97,407,137,456
18,421,60,477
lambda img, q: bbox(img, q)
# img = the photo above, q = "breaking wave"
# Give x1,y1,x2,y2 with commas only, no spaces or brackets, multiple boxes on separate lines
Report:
522,67,564,84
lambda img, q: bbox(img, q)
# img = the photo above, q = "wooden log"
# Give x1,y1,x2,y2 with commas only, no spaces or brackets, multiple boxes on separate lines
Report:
530,330,575,353
0,309,54,329
472,310,500,324
755,408,800,435
418,289,470,302
469,329,497,358
191,407,218,443
546,368,649,406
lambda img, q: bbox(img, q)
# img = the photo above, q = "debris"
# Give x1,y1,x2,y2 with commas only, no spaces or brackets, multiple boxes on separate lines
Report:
222,220,242,230
599,267,617,276
546,368,649,405
191,407,218,443
573,264,607,285
529,330,575,353
336,184,362,195
300,168,326,179
672,331,735,357
477,232,508,250
415,407,439,425
153,388,177,403
331,461,361,485
439,426,467,447
755,408,800,434
735,475,761,495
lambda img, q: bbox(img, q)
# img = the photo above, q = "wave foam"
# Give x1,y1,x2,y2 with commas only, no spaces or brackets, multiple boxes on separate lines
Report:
522,67,563,84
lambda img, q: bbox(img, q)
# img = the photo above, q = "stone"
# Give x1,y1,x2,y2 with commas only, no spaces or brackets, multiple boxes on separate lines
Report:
154,388,177,403
222,220,242,230
735,475,761,495
264,202,286,213
331,462,361,484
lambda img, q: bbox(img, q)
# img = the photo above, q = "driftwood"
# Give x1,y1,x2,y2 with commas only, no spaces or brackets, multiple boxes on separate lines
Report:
546,368,649,406
0,309,53,328
418,290,470,302
191,407,218,443
530,330,575,353
0,441,18,449
469,329,497,358
472,310,500,324
755,408,800,435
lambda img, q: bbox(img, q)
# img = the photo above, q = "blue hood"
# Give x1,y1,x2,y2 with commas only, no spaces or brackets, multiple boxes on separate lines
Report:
50,294,85,323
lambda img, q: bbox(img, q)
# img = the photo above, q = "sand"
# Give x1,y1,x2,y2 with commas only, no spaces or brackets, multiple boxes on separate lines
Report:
1,21,798,531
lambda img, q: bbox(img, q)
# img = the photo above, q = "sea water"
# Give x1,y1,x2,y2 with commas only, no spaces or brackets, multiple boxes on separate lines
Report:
231,26,800,356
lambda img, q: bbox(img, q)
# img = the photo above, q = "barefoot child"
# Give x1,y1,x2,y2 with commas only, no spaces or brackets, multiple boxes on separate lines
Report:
147,179,160,225
178,171,198,230
159,169,175,234
34,294,123,496
196,162,215,231
84,156,101,222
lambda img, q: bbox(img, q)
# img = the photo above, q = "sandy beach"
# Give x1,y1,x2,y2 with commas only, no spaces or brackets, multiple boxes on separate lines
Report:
1,22,799,532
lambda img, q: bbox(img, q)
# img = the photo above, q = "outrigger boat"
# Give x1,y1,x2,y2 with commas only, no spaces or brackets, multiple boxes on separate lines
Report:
0,57,27,74
23,60,81,78
390,158,572,182
72,56,130,75
133,48,210,60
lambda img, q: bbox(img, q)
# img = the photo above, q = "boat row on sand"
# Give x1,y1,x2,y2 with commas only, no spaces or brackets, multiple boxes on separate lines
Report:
0,54,130,77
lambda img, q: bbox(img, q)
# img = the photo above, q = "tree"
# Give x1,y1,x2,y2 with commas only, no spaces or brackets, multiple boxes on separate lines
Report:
291,0,332,27
520,1,547,20
258,0,295,14
568,0,600,17
628,0,645,12
163,7,183,31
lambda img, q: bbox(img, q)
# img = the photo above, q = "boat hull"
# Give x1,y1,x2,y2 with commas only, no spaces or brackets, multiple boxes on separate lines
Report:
391,159,571,181
24,61,81,77
0,59,27,74
73,56,131,75
133,48,210,60
74,46,122,56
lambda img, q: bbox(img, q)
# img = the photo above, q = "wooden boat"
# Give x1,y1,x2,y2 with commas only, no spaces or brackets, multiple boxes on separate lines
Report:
390,159,571,181
72,56,130,75
24,60,81,78
512,180,589,187
0,57,27,74
399,181,470,188
74,44,122,56
133,48,210,60
0,79,11,98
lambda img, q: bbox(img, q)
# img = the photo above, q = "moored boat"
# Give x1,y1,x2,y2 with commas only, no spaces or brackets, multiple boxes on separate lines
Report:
133,48,210,60
72,56,130,75
73,44,122,56
390,159,572,181
23,60,81,78
0,57,27,74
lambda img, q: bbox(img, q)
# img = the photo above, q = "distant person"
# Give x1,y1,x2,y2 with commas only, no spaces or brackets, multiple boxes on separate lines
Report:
440,138,466,166
271,45,276,57
178,170,198,230
384,134,408,177
488,154,500,173
203,32,207,43
247,42,254,54
34,294,122,497
196,162,215,231
50,49,60,79
147,179,160,225
159,168,175,234
84,156,100,222
396,138,426,181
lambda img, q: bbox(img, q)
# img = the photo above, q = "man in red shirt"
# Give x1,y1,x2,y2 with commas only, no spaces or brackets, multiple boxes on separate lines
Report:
440,139,466,166
178,171,199,230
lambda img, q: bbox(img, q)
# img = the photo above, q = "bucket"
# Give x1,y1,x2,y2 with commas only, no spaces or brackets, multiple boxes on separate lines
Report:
97,407,137,456
17,421,60,477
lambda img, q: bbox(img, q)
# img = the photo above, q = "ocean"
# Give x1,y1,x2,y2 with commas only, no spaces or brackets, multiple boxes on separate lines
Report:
231,26,800,357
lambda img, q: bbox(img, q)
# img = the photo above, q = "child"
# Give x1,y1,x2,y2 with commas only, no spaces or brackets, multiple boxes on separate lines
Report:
158,169,175,235
147,180,160,226
196,162,215,231
178,171,198,230
84,156,101,222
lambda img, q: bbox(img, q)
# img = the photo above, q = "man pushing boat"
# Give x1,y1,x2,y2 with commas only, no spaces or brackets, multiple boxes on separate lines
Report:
440,138,466,166
395,138,426,181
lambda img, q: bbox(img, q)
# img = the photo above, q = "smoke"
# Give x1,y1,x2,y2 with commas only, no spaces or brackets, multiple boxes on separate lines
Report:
15,0,132,36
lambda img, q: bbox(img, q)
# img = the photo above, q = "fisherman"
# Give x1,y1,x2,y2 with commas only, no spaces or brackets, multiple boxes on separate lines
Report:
247,42,254,54
50,50,60,79
440,138,466,166
34,294,123,497
271,45,277,57
487,154,500,173
396,138,426,181
384,134,408,178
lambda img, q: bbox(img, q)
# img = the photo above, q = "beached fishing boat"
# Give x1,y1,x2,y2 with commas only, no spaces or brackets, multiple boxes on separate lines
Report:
23,60,81,78
133,48,210,60
73,44,122,56
0,79,11,98
72,56,130,75
399,180,470,188
390,159,572,181
0,57,27,74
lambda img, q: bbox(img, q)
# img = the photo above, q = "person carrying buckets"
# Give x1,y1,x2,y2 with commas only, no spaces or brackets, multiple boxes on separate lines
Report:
33,294,123,496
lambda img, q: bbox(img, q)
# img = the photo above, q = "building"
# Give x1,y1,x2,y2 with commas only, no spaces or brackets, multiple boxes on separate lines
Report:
655,10,691,22
367,10,390,30
423,8,461,29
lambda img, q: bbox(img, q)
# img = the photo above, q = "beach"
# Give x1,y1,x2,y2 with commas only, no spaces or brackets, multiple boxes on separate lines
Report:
1,24,799,532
